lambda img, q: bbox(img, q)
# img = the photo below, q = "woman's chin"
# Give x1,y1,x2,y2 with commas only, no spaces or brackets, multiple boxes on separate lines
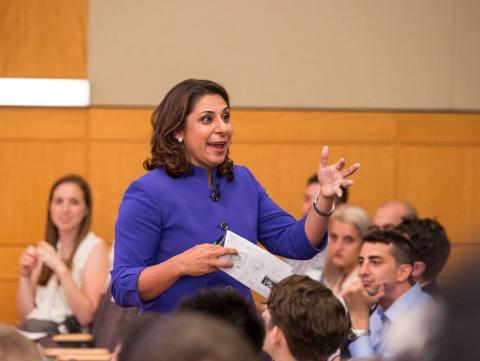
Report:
332,259,345,268
206,156,227,167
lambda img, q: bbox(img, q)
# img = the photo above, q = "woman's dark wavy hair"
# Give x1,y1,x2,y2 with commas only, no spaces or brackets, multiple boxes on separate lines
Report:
144,79,234,182
38,174,92,285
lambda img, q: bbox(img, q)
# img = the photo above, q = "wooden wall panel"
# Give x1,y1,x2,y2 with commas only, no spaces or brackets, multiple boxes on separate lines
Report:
397,113,480,143
232,144,395,218
233,111,397,143
440,243,480,278
1,109,479,324
0,282,18,324
89,143,149,243
0,247,22,280
89,108,151,140
0,142,87,247
0,0,87,77
0,108,87,139
397,146,480,244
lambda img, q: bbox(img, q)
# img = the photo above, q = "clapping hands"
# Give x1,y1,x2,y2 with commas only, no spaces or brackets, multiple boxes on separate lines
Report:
19,241,67,278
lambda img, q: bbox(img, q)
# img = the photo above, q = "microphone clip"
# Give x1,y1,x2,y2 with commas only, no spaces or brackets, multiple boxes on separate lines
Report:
211,183,221,202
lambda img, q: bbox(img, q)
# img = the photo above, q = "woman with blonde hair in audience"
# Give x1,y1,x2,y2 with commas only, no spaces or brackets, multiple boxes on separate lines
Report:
323,204,371,299
16,174,109,333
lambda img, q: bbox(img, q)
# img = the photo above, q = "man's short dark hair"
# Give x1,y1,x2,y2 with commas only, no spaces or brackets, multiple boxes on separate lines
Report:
396,217,451,280
363,228,415,266
266,275,349,361
307,174,319,185
177,289,265,354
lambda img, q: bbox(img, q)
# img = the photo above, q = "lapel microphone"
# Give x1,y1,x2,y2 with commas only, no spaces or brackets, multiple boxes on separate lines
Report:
211,183,221,202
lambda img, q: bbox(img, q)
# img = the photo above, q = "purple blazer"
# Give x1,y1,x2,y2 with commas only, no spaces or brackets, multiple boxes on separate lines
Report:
111,164,327,313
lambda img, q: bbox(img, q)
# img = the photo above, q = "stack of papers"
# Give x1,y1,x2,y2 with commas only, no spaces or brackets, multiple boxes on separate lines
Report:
220,230,293,297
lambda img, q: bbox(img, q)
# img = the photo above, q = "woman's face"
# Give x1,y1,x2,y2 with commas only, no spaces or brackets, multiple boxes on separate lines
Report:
50,182,87,235
176,94,233,170
328,219,363,270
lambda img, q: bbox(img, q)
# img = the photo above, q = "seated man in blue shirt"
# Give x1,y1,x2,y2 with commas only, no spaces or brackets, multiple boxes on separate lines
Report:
342,228,433,359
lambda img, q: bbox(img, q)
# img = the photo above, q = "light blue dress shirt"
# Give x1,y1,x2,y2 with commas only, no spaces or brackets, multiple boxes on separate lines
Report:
348,283,433,358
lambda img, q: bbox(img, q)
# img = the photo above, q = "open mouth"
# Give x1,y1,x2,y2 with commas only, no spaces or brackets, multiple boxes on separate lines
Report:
207,141,227,151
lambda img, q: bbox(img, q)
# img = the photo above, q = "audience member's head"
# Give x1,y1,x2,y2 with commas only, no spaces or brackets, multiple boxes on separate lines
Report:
396,217,451,285
374,200,417,228
263,275,349,361
360,229,415,305
328,204,372,271
177,289,265,354
116,312,160,361
323,204,371,297
0,324,43,361
126,313,257,361
303,174,348,215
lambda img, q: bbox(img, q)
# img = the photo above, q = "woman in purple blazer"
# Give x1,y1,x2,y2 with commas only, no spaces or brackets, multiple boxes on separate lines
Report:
111,79,360,313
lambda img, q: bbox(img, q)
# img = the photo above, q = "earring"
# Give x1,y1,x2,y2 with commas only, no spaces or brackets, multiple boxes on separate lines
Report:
177,137,183,143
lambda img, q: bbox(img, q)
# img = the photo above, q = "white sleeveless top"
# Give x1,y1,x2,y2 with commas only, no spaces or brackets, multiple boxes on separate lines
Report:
27,232,104,323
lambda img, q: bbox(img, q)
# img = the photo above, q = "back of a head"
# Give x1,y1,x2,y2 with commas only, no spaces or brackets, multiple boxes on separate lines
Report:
0,324,43,361
266,275,349,361
374,200,417,228
177,289,265,354
128,313,257,361
331,204,372,237
396,217,451,281
117,312,161,361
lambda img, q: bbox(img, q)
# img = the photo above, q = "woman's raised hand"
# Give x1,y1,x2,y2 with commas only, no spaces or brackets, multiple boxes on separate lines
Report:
317,145,360,199
175,243,237,277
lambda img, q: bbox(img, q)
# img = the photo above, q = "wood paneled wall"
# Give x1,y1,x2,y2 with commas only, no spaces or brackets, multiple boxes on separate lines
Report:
0,0,87,77
1,109,479,323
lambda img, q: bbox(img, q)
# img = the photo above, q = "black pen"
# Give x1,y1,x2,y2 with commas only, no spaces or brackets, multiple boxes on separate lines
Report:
212,234,226,246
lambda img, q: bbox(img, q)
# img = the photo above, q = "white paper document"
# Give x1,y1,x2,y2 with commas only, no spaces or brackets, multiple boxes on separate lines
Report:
16,329,48,340
220,230,293,297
